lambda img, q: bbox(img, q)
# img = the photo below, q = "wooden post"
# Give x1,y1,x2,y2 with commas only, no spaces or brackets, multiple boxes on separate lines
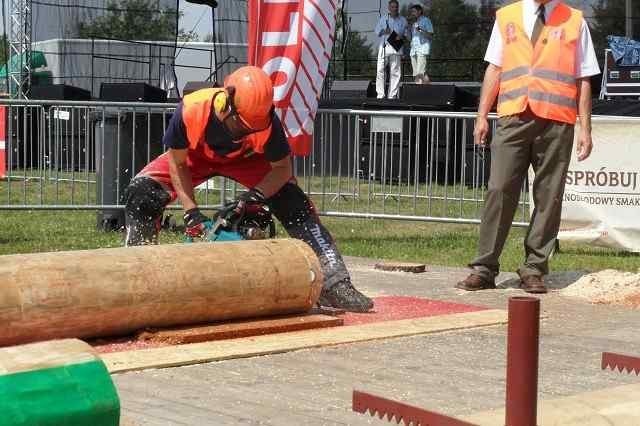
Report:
0,239,323,346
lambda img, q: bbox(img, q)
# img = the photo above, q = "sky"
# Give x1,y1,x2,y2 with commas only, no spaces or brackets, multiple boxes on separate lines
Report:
180,1,215,39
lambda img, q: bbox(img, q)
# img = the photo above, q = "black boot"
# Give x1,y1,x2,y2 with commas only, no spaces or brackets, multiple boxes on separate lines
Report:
266,183,374,312
318,279,374,313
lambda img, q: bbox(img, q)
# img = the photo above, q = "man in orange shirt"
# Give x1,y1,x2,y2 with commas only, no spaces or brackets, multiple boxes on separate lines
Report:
123,66,373,312
457,0,600,293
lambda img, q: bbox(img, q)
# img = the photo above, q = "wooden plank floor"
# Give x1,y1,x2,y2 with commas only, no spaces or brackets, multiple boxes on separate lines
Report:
104,309,507,373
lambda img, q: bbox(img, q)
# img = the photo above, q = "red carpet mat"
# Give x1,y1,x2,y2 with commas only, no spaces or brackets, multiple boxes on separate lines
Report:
91,296,487,353
341,296,487,326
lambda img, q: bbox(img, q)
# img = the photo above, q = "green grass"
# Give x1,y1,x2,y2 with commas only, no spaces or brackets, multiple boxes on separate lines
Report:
1,172,637,272
0,210,637,273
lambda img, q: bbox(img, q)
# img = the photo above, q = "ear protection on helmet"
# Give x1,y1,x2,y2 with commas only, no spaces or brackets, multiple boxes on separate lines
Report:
212,86,235,115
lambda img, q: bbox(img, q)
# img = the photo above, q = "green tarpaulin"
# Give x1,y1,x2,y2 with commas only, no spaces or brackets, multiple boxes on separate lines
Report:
0,50,47,77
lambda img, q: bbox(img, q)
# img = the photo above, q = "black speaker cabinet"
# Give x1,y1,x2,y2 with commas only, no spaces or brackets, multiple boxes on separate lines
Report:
99,83,167,102
183,81,219,96
400,83,457,109
27,85,93,171
30,84,92,100
330,80,372,99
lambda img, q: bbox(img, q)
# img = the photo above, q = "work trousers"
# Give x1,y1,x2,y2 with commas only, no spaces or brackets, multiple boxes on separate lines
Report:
376,45,402,99
469,108,574,279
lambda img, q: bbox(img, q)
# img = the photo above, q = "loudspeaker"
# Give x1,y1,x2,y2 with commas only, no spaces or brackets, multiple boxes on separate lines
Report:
30,84,91,100
451,82,482,111
183,81,219,96
329,80,373,98
400,83,457,109
28,85,92,171
99,83,167,102
8,108,40,170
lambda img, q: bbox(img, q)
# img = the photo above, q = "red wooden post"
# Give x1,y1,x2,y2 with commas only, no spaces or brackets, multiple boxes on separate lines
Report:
505,296,540,426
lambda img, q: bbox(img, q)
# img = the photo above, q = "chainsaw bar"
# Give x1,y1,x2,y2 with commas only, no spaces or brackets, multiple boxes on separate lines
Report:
352,390,477,426
602,352,640,375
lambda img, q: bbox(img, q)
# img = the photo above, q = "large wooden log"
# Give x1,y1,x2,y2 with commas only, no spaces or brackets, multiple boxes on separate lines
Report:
0,239,323,346
0,339,120,426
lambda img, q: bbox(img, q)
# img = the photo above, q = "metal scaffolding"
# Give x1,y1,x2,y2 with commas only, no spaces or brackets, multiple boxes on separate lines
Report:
8,0,32,98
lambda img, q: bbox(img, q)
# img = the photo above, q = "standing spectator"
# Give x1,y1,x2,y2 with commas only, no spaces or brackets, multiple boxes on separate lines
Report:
409,4,433,84
374,0,408,99
456,0,600,294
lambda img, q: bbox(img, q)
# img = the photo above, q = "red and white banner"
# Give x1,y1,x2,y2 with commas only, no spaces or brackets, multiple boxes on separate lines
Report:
248,0,337,156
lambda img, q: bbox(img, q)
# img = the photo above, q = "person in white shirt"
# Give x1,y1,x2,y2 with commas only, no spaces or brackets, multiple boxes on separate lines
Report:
374,0,408,99
456,0,600,294
409,4,433,84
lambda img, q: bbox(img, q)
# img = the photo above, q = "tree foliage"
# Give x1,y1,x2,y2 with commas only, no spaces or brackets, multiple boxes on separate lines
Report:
329,6,375,80
423,0,500,81
77,0,179,41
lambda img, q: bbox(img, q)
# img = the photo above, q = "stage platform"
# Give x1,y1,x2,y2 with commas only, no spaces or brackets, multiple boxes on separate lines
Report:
321,80,640,116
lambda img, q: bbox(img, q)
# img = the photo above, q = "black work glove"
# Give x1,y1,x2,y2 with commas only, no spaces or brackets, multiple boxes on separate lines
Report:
183,208,212,239
215,189,266,228
237,188,267,205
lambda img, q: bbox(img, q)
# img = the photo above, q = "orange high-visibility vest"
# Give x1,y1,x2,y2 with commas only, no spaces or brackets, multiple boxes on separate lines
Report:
181,88,273,161
496,1,582,124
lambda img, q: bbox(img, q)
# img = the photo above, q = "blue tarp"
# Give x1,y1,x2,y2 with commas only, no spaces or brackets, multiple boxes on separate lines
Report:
608,35,640,66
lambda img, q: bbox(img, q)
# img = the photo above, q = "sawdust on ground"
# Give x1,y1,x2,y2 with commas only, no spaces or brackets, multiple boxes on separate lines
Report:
559,269,640,308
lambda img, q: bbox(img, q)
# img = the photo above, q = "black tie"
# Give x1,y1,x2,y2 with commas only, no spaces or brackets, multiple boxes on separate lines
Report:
531,3,546,46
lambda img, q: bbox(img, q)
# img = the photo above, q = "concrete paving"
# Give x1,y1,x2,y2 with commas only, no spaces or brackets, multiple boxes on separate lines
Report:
114,257,640,425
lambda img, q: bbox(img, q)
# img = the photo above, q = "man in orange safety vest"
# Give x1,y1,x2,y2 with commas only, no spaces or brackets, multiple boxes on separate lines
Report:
457,0,600,294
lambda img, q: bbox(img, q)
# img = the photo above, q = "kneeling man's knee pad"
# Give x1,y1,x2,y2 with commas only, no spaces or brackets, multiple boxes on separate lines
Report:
123,176,171,223
266,183,316,228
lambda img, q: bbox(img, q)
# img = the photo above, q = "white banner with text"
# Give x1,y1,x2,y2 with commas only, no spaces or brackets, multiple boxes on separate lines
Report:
558,118,640,252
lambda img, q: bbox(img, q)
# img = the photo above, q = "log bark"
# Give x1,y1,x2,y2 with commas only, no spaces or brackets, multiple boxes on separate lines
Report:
0,239,323,346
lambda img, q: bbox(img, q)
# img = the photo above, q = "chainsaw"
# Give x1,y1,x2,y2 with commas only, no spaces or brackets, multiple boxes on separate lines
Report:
169,201,276,243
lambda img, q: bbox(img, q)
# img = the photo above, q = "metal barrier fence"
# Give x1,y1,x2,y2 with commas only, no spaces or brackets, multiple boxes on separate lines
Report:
0,99,531,227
